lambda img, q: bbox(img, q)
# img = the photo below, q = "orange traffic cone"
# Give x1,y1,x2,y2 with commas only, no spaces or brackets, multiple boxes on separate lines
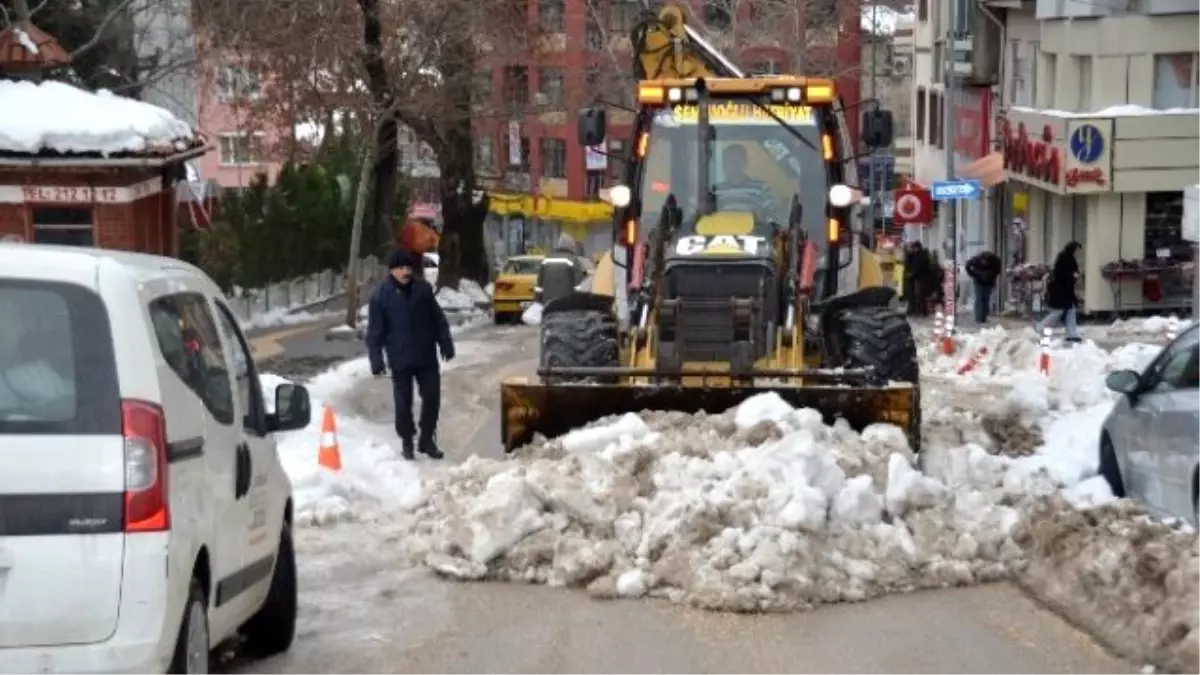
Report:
317,406,342,472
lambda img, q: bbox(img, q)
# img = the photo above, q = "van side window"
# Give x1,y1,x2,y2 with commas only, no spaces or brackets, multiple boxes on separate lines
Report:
213,301,267,436
149,293,235,425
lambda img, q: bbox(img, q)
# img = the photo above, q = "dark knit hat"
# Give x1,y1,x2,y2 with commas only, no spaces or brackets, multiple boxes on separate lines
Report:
388,249,416,269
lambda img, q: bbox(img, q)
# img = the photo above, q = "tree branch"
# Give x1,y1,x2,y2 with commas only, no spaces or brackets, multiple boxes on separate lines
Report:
69,0,140,60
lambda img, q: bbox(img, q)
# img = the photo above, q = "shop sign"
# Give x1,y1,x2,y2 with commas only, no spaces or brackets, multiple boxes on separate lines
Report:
1063,119,1112,193
1001,120,1061,190
953,88,990,160
0,178,163,204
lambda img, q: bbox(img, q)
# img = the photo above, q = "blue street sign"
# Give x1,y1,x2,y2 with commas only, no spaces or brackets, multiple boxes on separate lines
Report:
931,179,982,201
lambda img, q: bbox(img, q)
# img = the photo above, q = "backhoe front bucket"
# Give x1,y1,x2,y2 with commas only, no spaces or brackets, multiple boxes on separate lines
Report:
500,377,920,454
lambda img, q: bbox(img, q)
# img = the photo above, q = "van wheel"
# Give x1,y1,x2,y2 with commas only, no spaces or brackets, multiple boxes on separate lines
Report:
242,524,297,658
169,579,209,674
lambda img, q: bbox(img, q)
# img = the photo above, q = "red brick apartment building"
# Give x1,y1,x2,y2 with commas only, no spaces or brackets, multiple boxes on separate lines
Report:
472,0,864,202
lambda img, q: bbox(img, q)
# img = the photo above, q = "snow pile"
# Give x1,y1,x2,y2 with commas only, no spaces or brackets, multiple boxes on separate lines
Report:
436,286,476,312
402,393,1030,611
0,79,195,155
1089,316,1195,342
460,279,491,306
240,308,335,331
260,361,422,525
1014,497,1199,673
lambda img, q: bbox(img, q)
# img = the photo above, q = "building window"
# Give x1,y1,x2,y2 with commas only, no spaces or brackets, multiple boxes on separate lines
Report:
583,66,602,105
1145,192,1188,261
475,136,494,172
1153,53,1199,109
918,0,927,21
504,66,529,106
217,66,262,101
702,0,733,30
218,133,263,165
748,59,782,75
539,0,564,33
538,68,565,109
930,91,942,149
609,139,626,181
915,87,926,143
31,207,92,247
1041,52,1057,109
585,170,605,198
586,10,604,50
1076,55,1092,111
473,71,492,109
540,138,568,179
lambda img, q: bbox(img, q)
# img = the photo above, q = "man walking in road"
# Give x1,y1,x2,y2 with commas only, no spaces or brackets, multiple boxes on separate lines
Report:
965,248,1004,324
367,250,456,460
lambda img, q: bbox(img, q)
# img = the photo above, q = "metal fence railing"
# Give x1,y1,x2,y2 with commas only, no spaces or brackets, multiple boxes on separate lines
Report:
227,256,386,324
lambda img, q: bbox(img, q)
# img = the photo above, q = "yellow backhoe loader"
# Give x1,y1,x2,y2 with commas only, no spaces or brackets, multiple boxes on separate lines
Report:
499,1,921,453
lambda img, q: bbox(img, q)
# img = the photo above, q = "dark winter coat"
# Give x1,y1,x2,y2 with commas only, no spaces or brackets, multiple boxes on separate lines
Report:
904,247,932,283
966,250,1003,286
1045,243,1082,310
367,277,455,372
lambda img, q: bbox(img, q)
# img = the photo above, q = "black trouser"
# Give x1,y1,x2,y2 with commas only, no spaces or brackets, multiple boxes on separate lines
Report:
392,365,440,440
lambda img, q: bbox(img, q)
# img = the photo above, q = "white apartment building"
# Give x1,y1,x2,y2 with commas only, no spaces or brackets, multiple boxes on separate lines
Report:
996,0,1199,314
906,0,1004,265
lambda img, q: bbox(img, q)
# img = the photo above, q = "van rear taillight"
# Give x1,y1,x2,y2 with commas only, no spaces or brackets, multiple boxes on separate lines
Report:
121,400,170,533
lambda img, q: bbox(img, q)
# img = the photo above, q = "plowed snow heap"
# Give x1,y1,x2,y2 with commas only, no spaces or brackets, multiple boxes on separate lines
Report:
405,393,1037,612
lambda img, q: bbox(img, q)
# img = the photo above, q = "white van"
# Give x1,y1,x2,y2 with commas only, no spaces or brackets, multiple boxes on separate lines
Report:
0,244,311,673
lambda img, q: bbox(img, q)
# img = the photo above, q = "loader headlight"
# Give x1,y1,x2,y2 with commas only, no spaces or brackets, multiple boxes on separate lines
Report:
609,184,632,208
828,184,854,207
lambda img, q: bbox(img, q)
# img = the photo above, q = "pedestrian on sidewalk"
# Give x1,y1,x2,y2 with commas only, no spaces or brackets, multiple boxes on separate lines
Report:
903,241,932,316
966,249,1003,324
367,249,456,460
1037,241,1083,343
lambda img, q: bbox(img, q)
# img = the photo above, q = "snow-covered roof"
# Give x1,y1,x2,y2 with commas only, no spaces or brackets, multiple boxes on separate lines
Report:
0,78,199,157
1009,104,1200,118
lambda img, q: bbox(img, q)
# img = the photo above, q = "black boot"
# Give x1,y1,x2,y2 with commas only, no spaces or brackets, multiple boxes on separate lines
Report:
400,438,415,461
418,434,444,460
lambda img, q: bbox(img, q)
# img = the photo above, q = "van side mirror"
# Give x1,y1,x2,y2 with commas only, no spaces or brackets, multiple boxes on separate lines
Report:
270,383,312,433
861,108,894,149
578,107,608,147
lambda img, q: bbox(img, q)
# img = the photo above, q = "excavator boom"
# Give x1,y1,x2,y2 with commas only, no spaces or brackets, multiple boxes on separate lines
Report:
631,3,744,80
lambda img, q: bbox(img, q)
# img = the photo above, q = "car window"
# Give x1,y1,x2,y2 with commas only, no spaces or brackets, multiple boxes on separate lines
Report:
503,258,542,275
0,280,120,434
213,301,268,436
149,293,235,425
1144,326,1200,392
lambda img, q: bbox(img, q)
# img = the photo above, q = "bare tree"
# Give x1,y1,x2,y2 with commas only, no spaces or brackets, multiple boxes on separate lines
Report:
2,0,205,100
200,0,535,288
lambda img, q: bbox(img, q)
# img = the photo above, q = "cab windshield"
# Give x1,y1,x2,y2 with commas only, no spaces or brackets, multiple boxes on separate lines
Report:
636,102,830,254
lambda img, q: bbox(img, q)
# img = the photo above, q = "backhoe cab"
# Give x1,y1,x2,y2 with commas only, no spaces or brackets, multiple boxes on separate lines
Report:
498,2,920,458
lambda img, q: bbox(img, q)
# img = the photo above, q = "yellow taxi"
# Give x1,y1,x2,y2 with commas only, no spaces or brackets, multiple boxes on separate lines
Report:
492,255,544,323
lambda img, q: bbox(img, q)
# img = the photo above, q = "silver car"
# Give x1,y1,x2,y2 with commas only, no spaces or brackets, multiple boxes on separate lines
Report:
1100,322,1199,522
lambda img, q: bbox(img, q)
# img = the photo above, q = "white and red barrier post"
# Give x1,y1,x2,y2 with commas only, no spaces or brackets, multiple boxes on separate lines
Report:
1039,327,1052,375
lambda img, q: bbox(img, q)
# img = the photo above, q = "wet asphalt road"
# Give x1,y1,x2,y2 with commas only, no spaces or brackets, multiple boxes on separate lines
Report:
230,319,1131,674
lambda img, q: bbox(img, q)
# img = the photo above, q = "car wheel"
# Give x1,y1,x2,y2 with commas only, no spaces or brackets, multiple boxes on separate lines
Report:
493,311,508,325
169,579,209,674
242,524,297,658
1098,434,1126,498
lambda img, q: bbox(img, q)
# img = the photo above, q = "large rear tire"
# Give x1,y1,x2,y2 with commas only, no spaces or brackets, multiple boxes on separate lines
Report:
835,306,921,452
540,308,620,384
837,306,920,384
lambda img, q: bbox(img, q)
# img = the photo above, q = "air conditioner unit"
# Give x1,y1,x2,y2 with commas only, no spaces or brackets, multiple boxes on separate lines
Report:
890,55,912,77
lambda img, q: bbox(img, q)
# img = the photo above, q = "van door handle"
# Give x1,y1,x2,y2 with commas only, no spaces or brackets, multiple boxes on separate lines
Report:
235,443,251,499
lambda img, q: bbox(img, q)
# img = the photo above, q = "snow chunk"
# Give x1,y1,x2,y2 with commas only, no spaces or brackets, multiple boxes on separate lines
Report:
459,279,490,305
522,302,543,325
436,286,475,311
560,413,649,453
0,79,195,155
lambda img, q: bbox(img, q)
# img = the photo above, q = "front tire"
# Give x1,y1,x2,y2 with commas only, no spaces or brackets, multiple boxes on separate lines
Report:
540,307,620,384
834,306,921,452
242,524,298,658
169,580,209,674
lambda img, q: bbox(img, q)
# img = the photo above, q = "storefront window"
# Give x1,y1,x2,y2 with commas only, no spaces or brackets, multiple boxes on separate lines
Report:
1145,191,1190,262
32,207,93,247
